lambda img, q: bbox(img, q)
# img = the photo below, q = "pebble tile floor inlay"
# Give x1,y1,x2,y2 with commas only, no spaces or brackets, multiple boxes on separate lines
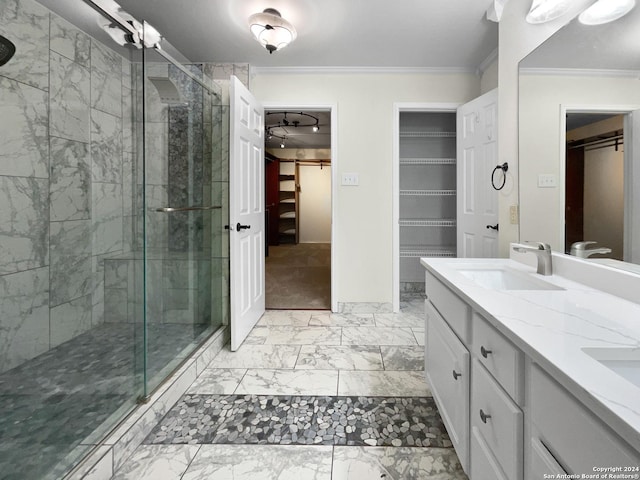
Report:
145,394,450,447
113,297,469,480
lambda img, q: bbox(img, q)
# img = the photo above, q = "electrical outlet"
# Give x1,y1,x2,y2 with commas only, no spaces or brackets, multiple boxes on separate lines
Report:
510,205,519,224
342,173,359,186
537,174,557,188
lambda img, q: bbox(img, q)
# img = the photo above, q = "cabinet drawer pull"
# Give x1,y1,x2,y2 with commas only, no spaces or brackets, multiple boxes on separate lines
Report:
452,370,462,380
480,346,493,358
479,409,492,423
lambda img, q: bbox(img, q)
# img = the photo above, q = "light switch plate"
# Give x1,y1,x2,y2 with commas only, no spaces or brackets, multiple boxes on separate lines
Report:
510,205,519,224
538,174,557,188
342,173,359,186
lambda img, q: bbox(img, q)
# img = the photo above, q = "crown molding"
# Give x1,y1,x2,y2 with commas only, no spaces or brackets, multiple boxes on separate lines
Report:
250,65,475,76
476,48,498,75
519,67,640,78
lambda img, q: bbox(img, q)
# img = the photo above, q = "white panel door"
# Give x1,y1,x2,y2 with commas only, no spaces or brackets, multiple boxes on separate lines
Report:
457,89,499,258
624,108,640,263
230,76,265,351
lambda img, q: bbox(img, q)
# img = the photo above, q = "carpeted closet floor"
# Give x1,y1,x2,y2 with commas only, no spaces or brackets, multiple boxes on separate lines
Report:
265,243,331,310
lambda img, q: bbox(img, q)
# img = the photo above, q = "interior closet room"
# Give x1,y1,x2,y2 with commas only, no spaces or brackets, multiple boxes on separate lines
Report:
565,113,625,260
264,111,332,310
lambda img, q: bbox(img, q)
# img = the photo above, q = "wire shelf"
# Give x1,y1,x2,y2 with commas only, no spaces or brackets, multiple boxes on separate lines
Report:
400,246,456,258
399,219,456,227
400,189,456,196
399,158,456,165
400,131,456,138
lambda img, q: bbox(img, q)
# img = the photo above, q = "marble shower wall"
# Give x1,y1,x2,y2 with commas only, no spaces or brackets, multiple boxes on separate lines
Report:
0,0,138,373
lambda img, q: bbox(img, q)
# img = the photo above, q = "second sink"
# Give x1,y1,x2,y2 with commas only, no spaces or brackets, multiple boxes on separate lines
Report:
582,347,640,389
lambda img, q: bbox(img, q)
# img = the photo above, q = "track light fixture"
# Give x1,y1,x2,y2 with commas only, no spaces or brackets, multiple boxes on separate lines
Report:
265,112,321,146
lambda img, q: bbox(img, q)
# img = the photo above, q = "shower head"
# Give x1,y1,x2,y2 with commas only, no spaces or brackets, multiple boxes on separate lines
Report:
0,35,16,67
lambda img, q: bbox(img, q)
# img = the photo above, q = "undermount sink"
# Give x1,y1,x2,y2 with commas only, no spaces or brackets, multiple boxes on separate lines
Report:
456,266,564,291
582,347,640,389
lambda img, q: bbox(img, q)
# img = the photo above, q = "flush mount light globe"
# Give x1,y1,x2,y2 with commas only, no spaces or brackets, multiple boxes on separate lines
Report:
579,0,636,25
249,8,297,54
526,0,573,23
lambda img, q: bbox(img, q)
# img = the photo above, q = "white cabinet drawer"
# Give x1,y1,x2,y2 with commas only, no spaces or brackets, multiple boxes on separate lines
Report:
471,426,510,480
530,364,640,473
471,359,523,480
426,271,471,343
473,313,523,404
425,301,470,472
529,437,567,478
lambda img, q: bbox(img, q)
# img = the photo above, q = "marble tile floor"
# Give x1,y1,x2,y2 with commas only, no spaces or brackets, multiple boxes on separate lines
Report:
115,299,468,479
0,322,211,480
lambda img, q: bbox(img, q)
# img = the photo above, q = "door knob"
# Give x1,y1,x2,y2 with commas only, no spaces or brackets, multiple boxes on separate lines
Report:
236,223,251,231
486,224,499,231
480,409,492,424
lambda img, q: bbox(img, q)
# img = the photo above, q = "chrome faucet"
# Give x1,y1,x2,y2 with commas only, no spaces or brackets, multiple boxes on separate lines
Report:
512,242,553,276
570,241,612,258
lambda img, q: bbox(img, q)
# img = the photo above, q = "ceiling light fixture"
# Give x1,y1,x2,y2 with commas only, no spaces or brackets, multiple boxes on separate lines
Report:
578,0,636,24
248,8,297,54
526,0,573,24
265,112,320,144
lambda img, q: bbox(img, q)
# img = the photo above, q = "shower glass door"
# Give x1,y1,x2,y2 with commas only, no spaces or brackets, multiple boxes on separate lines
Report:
141,23,224,396
0,4,227,478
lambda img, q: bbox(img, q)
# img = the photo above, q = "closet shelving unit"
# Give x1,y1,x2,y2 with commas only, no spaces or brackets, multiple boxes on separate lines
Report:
398,112,457,291
278,161,298,244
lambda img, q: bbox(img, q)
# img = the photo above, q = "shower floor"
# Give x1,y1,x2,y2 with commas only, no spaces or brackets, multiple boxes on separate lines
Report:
0,322,211,480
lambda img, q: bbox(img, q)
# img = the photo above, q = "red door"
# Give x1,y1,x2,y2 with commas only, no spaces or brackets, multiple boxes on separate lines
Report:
265,155,280,246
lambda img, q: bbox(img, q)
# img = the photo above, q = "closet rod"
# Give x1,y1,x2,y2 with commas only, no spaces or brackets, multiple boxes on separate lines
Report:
568,134,623,150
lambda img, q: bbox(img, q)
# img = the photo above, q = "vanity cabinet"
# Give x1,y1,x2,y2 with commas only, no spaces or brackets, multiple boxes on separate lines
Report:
425,272,524,478
527,364,639,478
425,301,470,470
424,270,640,480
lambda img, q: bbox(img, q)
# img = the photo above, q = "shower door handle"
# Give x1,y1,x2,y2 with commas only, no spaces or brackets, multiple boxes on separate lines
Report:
155,205,221,212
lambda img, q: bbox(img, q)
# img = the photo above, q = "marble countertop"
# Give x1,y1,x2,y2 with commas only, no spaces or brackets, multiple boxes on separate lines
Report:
420,257,640,453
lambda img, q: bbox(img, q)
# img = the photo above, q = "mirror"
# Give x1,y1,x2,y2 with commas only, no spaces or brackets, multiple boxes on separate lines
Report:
518,5,640,272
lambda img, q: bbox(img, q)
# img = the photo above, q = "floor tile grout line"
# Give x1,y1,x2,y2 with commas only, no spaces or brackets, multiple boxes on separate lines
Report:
232,368,249,395
292,345,302,369
178,444,202,480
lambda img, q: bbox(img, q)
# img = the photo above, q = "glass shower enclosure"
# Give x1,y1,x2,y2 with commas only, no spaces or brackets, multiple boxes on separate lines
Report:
0,1,228,478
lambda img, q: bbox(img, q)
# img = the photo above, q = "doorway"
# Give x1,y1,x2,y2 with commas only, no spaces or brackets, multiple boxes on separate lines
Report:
565,112,625,259
264,109,333,309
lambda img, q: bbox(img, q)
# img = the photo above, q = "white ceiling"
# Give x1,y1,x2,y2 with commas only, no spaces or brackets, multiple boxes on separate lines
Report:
521,3,640,71
102,0,498,69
